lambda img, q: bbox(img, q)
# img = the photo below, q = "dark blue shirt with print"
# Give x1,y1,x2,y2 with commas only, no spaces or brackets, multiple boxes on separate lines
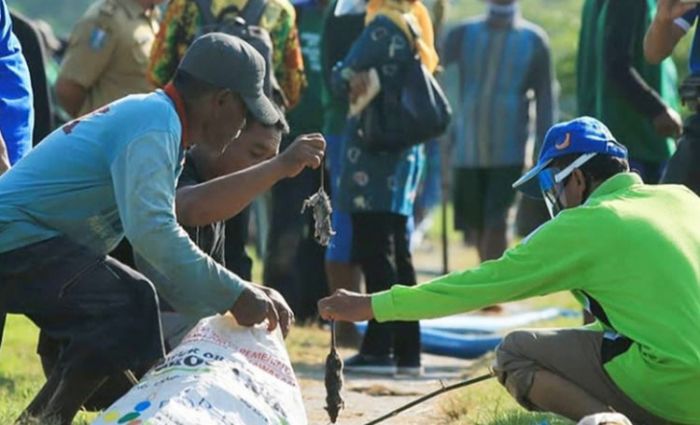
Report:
331,15,424,217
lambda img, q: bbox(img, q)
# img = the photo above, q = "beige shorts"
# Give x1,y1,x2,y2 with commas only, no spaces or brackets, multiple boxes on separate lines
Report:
493,328,672,425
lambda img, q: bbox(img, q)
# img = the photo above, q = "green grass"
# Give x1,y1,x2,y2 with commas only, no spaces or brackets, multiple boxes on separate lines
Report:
0,315,96,424
440,378,574,425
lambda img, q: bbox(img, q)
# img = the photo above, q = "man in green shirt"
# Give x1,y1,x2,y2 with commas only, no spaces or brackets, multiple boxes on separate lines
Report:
319,117,700,424
577,0,681,184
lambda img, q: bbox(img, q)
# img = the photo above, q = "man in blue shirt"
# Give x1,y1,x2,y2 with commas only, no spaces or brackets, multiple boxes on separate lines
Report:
0,0,34,166
0,33,325,425
645,0,700,195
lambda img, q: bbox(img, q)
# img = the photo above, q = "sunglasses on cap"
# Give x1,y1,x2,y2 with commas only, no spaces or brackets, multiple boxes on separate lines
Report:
539,152,597,218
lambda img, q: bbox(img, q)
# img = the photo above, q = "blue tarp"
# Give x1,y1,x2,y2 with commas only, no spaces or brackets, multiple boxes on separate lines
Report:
355,308,579,359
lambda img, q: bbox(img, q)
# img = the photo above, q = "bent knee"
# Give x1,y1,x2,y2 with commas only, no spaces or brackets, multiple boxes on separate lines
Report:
493,330,541,409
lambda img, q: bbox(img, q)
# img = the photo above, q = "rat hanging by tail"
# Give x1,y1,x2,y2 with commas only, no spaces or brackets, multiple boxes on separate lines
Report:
301,160,335,246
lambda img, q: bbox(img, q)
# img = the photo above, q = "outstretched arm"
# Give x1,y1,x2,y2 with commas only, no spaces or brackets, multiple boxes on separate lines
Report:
319,208,598,323
176,133,325,227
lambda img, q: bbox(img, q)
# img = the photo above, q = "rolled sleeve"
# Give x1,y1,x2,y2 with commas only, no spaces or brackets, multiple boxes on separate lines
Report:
60,17,117,89
110,132,247,318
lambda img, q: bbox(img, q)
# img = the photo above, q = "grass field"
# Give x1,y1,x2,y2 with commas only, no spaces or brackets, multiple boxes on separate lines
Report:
0,315,96,425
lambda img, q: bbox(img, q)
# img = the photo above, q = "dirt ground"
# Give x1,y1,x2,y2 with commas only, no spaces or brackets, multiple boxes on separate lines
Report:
298,349,483,425
296,240,488,425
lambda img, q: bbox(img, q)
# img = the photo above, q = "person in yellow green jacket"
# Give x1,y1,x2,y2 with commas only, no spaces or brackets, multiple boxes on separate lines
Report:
319,116,700,424
148,0,306,108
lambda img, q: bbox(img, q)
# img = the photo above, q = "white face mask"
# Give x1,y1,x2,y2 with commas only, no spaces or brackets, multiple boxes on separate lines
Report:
539,153,597,218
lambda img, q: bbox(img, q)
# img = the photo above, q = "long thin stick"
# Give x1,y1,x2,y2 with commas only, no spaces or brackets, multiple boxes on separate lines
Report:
440,141,450,275
362,371,496,425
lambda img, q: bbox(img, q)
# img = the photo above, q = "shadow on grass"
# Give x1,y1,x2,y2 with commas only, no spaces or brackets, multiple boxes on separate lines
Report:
0,374,16,393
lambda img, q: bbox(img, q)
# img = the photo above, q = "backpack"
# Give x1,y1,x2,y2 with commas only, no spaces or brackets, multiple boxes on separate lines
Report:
192,0,287,107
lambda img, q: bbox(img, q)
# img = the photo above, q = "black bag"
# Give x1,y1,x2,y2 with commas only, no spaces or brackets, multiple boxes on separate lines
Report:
192,0,287,106
359,16,451,152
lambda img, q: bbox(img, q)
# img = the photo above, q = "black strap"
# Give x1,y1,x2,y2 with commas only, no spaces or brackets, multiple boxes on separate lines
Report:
240,0,268,26
582,291,614,329
601,335,633,364
400,13,422,58
192,0,218,26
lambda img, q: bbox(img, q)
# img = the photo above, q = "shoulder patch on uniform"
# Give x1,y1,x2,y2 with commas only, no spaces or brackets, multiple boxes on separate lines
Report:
89,27,109,50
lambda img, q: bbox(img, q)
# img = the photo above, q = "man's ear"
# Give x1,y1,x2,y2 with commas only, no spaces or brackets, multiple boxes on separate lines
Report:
215,89,232,107
572,168,586,188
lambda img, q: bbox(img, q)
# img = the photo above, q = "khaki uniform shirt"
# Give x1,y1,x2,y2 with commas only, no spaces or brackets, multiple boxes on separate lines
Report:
59,0,160,115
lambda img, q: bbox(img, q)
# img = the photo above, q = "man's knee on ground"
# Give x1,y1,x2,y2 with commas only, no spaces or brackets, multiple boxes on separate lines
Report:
494,330,541,410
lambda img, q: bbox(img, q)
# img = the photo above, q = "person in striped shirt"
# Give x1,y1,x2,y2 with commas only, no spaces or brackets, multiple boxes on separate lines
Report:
441,0,556,263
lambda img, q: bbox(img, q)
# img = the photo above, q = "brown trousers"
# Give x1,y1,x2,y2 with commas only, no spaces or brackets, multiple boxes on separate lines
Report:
493,328,673,425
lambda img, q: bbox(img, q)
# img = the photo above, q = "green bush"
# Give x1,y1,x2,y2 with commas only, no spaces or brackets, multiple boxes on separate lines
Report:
8,0,94,38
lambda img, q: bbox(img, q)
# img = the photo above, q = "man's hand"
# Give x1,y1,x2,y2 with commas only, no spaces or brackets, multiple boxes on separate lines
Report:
55,77,88,118
230,285,279,332
277,133,326,178
0,131,10,177
645,0,693,63
653,107,683,138
349,71,372,104
257,285,295,338
318,289,374,322
0,156,9,177
656,0,696,24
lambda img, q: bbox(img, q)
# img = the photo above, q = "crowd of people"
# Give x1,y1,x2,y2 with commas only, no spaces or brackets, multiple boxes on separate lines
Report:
1,0,700,424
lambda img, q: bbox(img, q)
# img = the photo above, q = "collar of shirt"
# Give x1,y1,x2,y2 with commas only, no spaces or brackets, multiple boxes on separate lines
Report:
164,83,191,149
486,3,521,28
589,172,643,201
116,0,150,19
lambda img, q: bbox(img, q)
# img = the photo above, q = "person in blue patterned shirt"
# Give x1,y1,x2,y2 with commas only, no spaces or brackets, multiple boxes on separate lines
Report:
441,0,556,262
331,0,437,376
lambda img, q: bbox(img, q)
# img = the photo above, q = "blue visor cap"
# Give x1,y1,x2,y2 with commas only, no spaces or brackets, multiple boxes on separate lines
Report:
513,116,628,198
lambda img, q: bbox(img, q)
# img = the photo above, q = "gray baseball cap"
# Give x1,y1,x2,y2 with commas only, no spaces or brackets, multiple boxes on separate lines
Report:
178,32,280,126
